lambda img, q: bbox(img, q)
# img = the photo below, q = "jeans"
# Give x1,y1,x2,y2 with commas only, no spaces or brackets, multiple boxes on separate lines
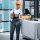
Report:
10,19,21,40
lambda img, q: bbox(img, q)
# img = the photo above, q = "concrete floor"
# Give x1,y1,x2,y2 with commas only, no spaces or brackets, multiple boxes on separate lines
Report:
0,32,39,40
0,30,24,40
0,30,39,40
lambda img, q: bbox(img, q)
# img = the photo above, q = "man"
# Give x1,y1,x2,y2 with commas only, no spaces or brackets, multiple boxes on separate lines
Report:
10,1,23,40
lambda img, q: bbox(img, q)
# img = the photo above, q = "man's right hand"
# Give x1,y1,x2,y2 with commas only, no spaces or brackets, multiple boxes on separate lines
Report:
10,13,14,19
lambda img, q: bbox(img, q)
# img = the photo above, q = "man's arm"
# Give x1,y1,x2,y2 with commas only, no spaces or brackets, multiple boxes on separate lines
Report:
10,10,14,19
19,10,23,19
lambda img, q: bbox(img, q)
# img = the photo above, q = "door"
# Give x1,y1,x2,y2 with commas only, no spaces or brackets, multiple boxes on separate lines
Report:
3,0,16,31
0,0,16,32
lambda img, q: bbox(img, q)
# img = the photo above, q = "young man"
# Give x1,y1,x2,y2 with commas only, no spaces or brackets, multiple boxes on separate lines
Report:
10,1,23,40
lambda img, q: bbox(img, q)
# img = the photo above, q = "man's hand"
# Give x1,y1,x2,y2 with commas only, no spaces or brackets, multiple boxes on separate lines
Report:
10,13,14,19
19,15,22,20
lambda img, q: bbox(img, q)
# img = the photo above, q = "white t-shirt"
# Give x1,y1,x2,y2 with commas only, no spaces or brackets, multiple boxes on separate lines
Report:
10,9,23,20
10,9,22,15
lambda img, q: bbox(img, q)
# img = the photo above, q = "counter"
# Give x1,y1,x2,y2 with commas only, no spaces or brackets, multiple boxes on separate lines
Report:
22,20,40,40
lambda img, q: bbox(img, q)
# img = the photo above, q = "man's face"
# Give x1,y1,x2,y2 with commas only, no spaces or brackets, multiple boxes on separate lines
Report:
16,4,20,9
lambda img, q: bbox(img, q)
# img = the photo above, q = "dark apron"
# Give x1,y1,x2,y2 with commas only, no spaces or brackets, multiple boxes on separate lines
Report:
10,19,21,40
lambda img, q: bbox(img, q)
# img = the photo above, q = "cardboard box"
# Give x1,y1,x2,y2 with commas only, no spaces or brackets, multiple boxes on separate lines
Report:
20,15,31,20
